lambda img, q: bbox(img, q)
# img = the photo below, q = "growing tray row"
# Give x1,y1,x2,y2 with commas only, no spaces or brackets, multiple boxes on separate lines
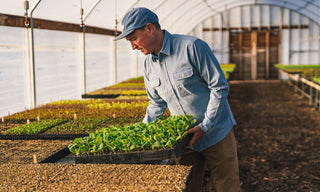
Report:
68,115,195,155
83,76,146,98
65,115,195,164
3,99,169,121
1,115,196,166
275,64,320,84
83,64,236,98
0,117,143,136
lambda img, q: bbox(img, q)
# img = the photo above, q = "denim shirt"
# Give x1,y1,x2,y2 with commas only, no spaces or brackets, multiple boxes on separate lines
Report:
142,30,236,152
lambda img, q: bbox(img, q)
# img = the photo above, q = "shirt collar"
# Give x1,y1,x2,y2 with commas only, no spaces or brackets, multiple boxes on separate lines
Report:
151,30,171,62
160,30,171,56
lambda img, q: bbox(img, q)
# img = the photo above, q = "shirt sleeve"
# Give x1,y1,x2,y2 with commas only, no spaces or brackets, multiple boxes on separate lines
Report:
142,62,168,124
191,39,230,132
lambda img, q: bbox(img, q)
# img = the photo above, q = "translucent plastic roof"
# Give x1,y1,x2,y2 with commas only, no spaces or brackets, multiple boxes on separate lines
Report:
1,0,319,34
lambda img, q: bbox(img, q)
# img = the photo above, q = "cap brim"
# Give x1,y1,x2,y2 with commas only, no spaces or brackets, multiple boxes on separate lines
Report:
114,28,135,41
114,33,127,41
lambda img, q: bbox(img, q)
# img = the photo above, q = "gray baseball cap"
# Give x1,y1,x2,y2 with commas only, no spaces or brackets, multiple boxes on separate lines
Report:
114,7,159,41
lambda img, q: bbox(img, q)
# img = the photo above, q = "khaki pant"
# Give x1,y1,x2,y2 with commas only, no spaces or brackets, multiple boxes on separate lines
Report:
177,129,241,192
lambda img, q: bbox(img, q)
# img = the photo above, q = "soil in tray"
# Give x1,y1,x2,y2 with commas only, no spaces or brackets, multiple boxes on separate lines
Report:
0,140,71,164
0,164,191,192
0,122,24,133
0,119,32,133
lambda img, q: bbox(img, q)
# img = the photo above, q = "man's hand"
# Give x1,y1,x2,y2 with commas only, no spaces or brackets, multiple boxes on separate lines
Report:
188,125,205,146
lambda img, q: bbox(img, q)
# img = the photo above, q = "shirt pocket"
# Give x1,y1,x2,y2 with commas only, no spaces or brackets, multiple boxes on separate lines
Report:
149,78,163,97
174,67,197,97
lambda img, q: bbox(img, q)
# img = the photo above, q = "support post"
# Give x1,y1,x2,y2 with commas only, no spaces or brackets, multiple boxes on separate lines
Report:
251,32,257,80
113,39,117,84
80,30,86,94
25,0,42,109
79,0,103,94
266,31,270,79
80,3,86,94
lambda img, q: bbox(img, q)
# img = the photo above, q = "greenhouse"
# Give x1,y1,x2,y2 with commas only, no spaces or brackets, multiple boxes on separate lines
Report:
0,0,320,191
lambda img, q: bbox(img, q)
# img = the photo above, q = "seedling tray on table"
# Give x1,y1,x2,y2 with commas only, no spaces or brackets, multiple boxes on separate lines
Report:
65,133,192,164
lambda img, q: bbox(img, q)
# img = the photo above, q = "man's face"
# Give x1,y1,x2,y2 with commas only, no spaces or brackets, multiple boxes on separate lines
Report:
126,24,155,55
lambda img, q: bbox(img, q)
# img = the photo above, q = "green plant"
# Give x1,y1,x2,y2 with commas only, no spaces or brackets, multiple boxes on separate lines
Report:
312,77,320,83
275,64,320,70
220,64,236,73
220,64,236,80
86,101,148,110
116,95,149,100
68,115,196,155
2,119,66,135
127,76,144,81
109,83,145,88
120,90,147,96
47,99,104,105
47,117,143,134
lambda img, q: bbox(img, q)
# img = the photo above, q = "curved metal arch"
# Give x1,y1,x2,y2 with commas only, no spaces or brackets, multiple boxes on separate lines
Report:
167,0,319,35
157,0,202,28
162,0,252,34
207,0,320,24
164,1,209,32
257,0,319,23
171,4,214,34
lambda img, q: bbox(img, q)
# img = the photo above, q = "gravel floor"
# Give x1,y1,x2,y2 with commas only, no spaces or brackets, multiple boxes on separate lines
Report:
229,80,320,192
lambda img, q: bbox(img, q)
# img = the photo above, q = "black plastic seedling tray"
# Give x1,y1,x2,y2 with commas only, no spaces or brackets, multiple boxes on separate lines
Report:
0,133,88,140
81,94,120,99
66,133,193,164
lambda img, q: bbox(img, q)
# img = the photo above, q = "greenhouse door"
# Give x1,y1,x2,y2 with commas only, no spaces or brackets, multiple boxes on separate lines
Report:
229,30,280,80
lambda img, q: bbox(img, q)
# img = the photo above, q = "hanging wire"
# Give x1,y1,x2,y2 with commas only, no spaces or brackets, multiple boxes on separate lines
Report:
80,0,85,29
24,0,30,27
114,0,119,36
84,0,103,21
154,0,168,11
118,0,140,23
203,0,216,13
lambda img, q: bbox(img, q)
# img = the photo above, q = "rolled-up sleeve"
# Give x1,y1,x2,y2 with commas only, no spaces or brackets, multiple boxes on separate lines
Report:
191,39,230,132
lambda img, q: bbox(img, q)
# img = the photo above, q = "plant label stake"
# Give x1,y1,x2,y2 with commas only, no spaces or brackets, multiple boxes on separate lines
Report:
44,170,48,181
27,119,30,124
74,113,77,120
33,154,37,163
37,115,40,121
1,116,4,123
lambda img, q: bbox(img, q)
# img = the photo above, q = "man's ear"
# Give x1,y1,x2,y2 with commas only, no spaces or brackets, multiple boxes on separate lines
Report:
145,23,153,32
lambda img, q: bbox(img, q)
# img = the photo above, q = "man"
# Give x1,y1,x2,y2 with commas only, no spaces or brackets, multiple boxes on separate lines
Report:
115,7,241,192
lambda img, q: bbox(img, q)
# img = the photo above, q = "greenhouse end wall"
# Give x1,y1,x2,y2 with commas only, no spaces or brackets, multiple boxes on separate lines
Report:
190,5,320,65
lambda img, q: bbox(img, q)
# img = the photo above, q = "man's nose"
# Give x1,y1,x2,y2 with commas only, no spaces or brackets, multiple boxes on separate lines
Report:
130,42,137,50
